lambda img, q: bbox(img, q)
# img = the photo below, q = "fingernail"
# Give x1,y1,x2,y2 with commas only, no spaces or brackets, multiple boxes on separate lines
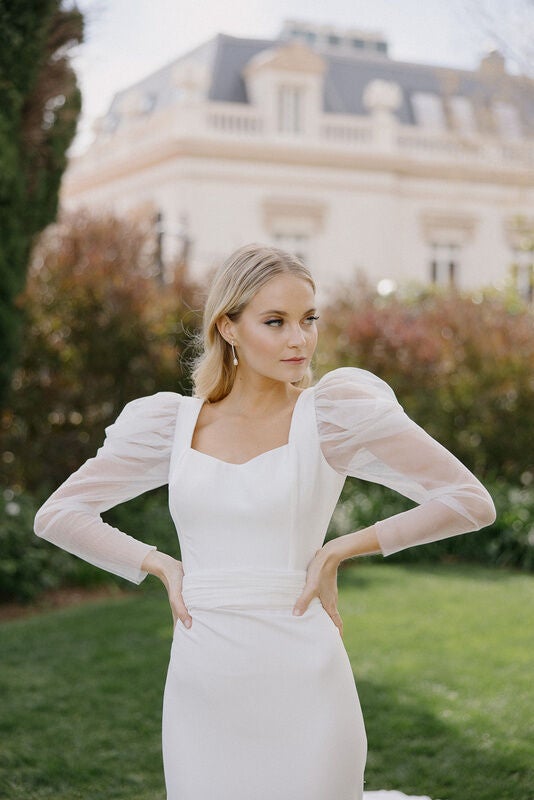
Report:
184,618,192,628
293,608,302,616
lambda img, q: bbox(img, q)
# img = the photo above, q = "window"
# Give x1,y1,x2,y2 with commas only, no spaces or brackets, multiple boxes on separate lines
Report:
273,232,309,264
327,34,341,46
351,38,365,49
511,249,534,302
450,96,477,135
411,92,446,130
429,243,459,286
493,101,523,140
277,85,304,134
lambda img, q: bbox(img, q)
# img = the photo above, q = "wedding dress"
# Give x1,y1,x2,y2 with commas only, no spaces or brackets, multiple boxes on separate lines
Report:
34,367,494,799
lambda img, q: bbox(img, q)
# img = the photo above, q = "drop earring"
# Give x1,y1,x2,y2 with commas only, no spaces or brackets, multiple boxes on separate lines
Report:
231,342,238,366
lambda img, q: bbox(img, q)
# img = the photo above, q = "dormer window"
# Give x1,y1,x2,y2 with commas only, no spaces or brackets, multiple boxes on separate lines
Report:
277,85,304,134
493,101,523,140
450,96,477,135
411,91,446,130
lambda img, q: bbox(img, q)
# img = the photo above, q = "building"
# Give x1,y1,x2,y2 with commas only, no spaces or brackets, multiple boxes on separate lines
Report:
61,19,534,302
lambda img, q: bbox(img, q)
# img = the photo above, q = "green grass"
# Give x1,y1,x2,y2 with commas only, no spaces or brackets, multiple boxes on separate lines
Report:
0,564,532,800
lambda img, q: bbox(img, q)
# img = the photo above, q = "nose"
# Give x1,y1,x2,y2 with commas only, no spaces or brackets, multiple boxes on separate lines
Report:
287,323,307,346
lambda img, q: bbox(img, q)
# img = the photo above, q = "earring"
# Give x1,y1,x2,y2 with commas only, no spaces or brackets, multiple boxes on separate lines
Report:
231,342,238,366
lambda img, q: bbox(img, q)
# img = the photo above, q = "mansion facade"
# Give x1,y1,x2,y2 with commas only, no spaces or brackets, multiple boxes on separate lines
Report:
61,19,534,302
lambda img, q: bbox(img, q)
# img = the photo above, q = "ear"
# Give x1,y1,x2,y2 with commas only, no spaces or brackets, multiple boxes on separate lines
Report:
216,314,236,345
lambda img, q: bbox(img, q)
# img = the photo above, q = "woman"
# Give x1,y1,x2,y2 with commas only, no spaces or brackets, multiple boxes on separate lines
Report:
34,242,496,800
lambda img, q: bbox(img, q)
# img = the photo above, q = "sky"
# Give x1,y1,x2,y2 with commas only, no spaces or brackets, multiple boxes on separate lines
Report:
69,0,506,154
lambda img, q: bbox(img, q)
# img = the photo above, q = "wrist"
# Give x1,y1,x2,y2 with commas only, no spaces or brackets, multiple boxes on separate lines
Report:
323,525,381,564
319,540,343,568
142,550,180,580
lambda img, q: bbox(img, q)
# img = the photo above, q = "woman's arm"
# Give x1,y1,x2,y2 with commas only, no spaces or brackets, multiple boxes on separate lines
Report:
34,392,181,584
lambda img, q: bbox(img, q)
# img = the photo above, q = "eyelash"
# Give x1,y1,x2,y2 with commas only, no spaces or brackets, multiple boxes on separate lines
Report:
265,315,320,327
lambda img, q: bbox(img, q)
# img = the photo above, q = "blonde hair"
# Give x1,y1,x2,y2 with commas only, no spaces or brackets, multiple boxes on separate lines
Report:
190,243,316,402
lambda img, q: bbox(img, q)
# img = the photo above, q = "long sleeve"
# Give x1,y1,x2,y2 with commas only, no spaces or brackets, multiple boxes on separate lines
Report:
33,391,182,583
313,367,496,556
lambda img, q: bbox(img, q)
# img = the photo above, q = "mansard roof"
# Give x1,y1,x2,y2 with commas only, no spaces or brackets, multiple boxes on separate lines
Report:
106,31,534,133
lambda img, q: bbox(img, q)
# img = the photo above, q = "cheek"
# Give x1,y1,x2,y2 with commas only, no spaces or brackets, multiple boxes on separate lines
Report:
242,324,277,353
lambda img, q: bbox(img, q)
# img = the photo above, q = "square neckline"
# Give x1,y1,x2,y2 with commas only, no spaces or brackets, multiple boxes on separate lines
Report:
188,385,313,467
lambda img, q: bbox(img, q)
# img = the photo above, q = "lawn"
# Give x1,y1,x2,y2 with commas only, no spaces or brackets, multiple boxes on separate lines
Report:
0,563,532,800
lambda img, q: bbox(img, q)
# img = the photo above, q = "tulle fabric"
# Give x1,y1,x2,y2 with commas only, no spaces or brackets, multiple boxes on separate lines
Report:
33,391,180,582
313,367,496,555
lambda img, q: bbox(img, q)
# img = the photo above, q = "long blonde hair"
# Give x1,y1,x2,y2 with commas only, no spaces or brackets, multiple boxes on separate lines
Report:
190,243,316,402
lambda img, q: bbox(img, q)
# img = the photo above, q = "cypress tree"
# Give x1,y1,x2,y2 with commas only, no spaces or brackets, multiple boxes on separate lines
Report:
0,1,83,406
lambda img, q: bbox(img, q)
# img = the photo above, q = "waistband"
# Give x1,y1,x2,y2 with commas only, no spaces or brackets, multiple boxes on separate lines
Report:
181,568,321,611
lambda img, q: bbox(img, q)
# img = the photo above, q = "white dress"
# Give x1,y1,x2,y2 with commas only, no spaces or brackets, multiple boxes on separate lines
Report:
33,367,495,800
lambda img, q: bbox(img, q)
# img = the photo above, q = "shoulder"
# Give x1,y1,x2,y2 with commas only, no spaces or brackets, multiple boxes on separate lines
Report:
311,367,409,442
103,391,184,445
312,367,399,404
314,367,412,450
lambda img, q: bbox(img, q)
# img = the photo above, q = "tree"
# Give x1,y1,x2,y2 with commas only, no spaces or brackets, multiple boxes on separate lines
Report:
0,0,83,407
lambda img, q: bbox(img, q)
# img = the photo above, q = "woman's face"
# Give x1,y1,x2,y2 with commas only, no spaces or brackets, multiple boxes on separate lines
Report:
219,273,318,385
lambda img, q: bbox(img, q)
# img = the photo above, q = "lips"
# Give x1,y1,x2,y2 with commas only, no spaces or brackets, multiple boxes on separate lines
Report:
282,358,306,362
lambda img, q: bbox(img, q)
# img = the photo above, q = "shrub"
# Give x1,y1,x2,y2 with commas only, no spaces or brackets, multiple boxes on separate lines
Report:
0,490,79,603
0,485,181,604
1,210,204,494
316,280,534,483
327,477,534,572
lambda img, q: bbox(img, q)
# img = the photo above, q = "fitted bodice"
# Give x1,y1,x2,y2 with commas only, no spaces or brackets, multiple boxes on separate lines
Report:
33,367,495,587
168,387,345,576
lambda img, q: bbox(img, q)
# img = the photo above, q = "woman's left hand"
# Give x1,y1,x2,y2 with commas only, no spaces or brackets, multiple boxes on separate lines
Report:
292,545,343,637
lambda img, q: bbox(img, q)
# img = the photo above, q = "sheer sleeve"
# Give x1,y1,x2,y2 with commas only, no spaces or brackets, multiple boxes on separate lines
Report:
313,367,496,556
33,391,181,583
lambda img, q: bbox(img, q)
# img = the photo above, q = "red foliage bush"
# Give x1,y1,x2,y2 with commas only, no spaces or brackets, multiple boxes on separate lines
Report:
316,281,534,482
1,210,204,493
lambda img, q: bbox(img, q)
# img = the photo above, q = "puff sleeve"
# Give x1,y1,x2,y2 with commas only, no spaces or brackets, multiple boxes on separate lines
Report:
33,391,181,583
314,367,496,556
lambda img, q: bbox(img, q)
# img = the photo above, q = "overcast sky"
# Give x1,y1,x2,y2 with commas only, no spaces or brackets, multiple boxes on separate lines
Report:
69,0,504,154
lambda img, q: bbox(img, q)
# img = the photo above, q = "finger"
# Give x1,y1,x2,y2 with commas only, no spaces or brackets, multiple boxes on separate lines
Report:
171,593,192,628
329,610,344,637
292,589,316,616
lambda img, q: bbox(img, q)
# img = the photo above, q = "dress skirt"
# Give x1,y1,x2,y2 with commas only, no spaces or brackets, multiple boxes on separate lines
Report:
162,568,367,800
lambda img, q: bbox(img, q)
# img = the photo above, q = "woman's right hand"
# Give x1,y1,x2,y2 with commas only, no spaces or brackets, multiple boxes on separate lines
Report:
141,551,192,630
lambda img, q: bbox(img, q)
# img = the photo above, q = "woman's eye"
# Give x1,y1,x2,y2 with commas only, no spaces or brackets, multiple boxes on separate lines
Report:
265,315,319,327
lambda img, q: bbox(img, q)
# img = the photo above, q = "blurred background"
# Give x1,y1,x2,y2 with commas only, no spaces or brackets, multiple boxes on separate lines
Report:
0,2,533,799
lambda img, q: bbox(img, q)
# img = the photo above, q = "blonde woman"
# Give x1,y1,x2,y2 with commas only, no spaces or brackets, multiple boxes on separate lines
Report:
34,243,496,800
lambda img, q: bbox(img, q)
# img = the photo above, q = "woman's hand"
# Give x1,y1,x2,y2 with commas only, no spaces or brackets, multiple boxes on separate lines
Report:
141,551,192,630
292,545,343,637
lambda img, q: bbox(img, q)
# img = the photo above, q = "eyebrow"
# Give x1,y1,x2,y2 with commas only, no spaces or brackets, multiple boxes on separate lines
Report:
259,307,317,316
